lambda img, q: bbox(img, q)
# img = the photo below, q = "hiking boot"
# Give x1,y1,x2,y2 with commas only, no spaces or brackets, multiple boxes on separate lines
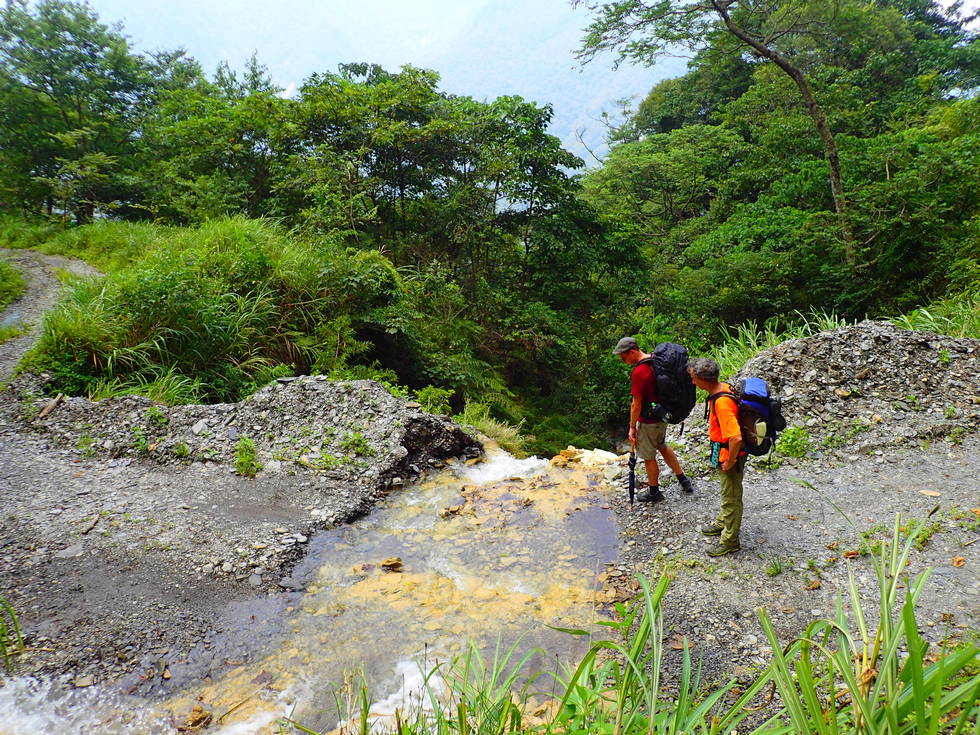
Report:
678,475,694,494
700,523,723,536
636,486,665,503
706,541,741,557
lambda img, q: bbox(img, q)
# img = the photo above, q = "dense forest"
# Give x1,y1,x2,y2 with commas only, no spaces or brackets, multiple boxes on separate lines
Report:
0,0,977,453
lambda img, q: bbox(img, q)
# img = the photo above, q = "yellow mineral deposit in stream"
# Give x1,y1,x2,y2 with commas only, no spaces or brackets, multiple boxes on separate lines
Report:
163,450,623,733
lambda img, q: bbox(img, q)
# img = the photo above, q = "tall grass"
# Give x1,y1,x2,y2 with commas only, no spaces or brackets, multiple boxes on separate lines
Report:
708,289,979,385
711,309,852,380
0,216,60,250
22,217,408,403
0,257,25,310
284,519,979,735
0,595,23,674
3,219,169,272
759,515,980,734
454,400,527,456
889,289,980,339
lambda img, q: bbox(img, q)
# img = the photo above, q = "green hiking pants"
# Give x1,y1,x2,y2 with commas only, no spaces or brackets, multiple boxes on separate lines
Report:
716,457,745,547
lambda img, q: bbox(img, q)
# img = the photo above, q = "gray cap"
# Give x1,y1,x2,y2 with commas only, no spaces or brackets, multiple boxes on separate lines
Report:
612,336,639,355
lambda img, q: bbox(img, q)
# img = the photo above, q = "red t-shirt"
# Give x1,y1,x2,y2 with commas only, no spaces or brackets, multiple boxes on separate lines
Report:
631,361,659,424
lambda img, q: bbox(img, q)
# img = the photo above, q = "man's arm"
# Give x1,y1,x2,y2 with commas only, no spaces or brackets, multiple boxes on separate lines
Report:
722,434,743,471
718,395,742,470
629,395,642,446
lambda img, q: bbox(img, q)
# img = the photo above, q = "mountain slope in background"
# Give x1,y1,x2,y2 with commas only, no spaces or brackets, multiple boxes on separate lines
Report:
414,0,686,161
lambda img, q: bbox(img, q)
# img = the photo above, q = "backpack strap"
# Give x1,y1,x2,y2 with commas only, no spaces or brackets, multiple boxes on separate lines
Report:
705,390,738,419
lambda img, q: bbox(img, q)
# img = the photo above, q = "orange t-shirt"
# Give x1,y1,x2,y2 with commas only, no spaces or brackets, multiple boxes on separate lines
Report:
708,384,742,464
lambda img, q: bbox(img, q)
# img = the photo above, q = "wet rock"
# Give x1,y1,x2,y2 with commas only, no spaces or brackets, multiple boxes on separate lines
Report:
181,705,212,730
381,557,404,572
439,504,464,518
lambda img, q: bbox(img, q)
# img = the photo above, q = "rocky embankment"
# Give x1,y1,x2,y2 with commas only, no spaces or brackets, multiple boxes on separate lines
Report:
0,373,480,688
740,320,978,452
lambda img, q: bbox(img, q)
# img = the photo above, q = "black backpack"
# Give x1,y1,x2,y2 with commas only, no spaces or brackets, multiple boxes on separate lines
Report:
706,377,787,456
637,343,696,424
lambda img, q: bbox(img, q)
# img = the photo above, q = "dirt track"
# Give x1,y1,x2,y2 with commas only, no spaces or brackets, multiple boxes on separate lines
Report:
0,248,99,382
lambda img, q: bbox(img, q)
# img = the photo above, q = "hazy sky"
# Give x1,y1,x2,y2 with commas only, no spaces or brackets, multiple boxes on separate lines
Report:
86,0,596,97
83,0,980,159
83,0,676,158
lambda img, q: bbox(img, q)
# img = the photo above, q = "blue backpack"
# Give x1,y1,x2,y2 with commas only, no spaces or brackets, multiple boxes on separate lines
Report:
706,377,786,456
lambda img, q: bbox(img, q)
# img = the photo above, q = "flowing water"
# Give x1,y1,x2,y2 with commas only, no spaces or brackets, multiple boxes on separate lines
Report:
0,450,622,734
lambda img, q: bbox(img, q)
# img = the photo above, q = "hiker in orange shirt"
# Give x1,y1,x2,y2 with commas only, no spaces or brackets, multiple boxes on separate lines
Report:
688,357,744,556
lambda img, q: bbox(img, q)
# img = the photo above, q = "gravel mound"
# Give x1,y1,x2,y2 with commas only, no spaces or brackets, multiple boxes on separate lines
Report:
6,373,479,491
737,320,979,453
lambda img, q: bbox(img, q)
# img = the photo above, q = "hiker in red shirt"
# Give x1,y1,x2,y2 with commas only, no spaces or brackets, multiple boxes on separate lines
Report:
613,337,694,502
688,357,744,556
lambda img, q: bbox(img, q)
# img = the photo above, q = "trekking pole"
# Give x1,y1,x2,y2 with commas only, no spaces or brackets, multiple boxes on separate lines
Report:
627,449,636,507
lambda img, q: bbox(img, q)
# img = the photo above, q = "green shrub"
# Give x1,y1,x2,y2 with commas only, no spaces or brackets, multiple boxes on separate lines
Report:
234,436,262,477
415,385,454,415
131,426,149,454
339,431,374,457
776,425,810,458
145,404,168,427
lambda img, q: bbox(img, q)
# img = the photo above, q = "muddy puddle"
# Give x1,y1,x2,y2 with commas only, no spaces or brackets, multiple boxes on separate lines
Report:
0,450,623,734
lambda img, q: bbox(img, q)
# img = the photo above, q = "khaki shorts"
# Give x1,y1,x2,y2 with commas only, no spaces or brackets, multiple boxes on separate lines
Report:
636,421,667,460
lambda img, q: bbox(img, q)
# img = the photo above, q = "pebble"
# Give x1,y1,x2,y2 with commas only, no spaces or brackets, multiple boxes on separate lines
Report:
54,544,84,559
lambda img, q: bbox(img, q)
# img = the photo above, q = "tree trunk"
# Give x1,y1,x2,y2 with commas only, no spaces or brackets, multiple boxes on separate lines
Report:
711,1,858,268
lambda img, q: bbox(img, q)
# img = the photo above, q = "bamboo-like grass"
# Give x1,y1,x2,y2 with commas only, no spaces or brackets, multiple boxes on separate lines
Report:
711,309,852,380
888,290,980,340
0,595,23,674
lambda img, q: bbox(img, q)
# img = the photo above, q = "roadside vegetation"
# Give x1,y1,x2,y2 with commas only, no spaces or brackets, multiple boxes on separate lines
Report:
0,258,24,311
281,520,979,735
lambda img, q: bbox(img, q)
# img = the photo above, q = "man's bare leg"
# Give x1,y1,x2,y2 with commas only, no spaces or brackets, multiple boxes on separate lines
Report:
659,445,683,476
659,445,694,493
644,458,660,486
